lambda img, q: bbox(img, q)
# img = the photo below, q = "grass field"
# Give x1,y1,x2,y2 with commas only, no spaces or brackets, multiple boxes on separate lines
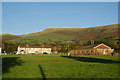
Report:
1,54,119,79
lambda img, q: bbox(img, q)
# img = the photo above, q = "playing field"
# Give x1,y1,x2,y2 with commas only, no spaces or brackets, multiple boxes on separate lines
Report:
1,54,119,79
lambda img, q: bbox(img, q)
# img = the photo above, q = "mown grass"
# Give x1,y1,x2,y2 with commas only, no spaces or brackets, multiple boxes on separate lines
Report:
2,54,119,78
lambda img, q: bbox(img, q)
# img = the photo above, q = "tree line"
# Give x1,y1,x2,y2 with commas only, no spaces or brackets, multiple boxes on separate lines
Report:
1,38,120,54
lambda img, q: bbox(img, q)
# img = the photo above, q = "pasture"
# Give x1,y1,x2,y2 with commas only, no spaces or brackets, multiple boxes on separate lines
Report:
1,54,119,79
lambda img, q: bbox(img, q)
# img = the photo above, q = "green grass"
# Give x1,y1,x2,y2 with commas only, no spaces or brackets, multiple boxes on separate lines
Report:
9,33,75,44
2,54,119,78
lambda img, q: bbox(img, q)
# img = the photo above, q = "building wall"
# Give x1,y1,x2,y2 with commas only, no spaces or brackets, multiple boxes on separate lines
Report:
68,44,114,56
94,44,114,55
0,48,1,55
18,47,51,54
68,49,94,55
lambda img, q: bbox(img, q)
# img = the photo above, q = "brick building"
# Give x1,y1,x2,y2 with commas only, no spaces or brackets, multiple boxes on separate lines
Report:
68,43,114,56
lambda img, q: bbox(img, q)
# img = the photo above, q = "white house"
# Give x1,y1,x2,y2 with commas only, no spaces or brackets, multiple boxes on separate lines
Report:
17,46,51,54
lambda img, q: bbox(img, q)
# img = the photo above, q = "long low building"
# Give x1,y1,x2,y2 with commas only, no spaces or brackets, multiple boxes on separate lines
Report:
17,46,51,54
68,43,114,56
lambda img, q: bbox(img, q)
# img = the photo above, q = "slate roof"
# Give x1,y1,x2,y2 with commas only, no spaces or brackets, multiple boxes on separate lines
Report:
72,43,112,50
19,45,51,48
73,44,97,50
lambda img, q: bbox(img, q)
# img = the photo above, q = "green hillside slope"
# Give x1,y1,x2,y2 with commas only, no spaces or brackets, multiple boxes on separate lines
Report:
9,32,75,44
0,34,21,47
3,24,118,45
0,34,21,42
53,24,118,40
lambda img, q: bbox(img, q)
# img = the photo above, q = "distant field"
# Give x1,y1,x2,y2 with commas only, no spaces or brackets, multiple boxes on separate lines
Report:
1,54,119,79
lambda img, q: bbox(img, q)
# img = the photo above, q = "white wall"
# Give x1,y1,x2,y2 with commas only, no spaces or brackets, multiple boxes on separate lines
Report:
0,48,1,55
18,47,51,54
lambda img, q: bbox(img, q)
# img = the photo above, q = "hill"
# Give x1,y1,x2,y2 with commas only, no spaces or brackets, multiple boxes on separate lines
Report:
52,24,118,40
0,34,21,42
2,24,118,45
0,34,21,47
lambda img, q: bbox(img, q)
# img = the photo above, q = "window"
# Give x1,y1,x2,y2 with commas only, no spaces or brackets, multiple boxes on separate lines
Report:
81,51,83,53
75,51,78,54
79,51,82,53
89,50,92,53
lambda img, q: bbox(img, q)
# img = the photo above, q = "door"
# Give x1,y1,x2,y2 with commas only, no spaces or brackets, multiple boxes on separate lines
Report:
103,49,107,54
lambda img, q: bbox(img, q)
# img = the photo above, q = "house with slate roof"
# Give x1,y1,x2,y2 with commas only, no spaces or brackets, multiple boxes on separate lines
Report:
17,45,51,54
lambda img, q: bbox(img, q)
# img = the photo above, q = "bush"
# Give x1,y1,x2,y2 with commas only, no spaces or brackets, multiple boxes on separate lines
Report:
111,52,117,56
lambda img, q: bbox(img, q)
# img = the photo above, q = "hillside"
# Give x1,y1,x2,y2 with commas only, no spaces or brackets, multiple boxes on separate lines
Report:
2,24,118,45
0,34,21,47
0,34,21,42
52,24,118,40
